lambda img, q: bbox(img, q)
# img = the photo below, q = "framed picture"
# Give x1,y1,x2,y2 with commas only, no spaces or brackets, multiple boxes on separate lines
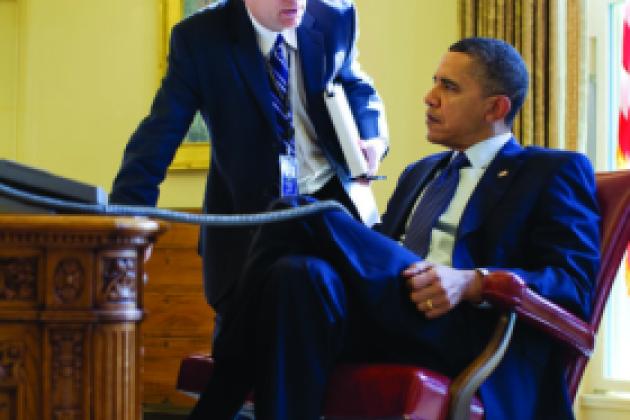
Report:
163,0,215,170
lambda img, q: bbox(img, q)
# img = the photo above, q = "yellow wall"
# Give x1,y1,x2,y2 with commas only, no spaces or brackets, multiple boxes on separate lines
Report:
354,0,458,206
0,0,18,159
1,0,458,209
1,0,163,200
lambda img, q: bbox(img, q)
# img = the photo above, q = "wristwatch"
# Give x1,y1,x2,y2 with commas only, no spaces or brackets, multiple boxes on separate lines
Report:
474,268,491,308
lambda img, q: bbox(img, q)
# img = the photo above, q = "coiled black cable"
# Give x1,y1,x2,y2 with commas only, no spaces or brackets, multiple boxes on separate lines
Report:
0,182,349,226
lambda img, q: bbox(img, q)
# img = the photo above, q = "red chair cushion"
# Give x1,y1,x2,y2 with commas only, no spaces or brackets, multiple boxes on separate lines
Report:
177,355,484,419
177,354,216,395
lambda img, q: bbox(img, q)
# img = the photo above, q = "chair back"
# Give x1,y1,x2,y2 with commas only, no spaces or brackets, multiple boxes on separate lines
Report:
566,170,630,398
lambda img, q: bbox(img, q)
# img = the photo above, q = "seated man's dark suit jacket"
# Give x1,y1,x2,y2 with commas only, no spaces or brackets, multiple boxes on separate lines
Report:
223,138,600,419
108,0,386,312
375,138,599,418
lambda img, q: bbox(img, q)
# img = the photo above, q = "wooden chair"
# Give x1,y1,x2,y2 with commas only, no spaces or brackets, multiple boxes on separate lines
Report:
177,170,630,419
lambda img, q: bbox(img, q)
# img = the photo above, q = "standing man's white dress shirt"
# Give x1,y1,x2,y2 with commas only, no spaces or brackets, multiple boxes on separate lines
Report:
248,11,335,195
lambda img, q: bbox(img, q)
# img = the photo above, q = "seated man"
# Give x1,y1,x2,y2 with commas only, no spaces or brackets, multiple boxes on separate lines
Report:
189,38,600,420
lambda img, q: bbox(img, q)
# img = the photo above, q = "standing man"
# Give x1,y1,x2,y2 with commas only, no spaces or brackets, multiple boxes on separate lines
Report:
109,0,388,320
192,38,600,419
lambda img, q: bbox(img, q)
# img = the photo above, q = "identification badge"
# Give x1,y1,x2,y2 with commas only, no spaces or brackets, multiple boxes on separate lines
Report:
279,154,299,197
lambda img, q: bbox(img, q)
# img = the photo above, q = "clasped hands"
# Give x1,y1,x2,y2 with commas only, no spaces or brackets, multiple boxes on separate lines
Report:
403,261,484,319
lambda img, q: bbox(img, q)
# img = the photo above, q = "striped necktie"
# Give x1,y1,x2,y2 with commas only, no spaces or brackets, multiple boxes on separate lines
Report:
268,35,295,154
403,152,470,258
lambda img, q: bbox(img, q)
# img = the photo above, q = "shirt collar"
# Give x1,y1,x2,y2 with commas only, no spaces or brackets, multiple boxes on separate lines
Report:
461,132,512,169
247,9,298,57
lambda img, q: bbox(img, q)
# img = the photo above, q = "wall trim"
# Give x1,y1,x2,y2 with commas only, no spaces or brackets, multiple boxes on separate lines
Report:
580,392,630,412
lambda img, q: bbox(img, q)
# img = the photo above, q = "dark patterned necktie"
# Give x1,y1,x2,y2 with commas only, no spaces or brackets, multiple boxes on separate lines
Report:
268,35,295,154
403,152,471,258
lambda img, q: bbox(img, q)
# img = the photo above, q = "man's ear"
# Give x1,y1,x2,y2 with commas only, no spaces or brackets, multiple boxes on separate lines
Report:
485,95,512,123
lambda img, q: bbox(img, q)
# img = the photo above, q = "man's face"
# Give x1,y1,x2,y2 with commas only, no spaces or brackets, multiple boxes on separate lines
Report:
424,52,497,151
245,0,307,32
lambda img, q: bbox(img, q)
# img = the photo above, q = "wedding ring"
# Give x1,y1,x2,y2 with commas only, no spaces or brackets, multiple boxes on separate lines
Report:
426,299,433,310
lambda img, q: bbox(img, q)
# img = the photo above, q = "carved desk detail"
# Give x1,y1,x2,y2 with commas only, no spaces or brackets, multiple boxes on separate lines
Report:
102,257,137,304
53,259,85,304
0,215,165,420
0,258,37,301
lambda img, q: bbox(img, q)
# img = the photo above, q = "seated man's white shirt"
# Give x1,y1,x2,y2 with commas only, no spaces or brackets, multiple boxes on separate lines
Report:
404,133,512,266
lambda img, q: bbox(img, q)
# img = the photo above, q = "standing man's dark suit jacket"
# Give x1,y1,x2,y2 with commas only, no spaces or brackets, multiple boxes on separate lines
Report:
109,0,387,312
375,138,600,418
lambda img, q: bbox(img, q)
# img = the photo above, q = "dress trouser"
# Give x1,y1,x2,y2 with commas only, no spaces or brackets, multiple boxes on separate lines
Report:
310,175,362,220
211,176,359,337
189,196,493,420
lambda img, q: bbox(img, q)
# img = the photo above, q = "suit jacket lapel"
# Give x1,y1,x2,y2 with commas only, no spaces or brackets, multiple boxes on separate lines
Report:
381,152,451,239
456,138,525,241
296,12,325,97
228,0,277,138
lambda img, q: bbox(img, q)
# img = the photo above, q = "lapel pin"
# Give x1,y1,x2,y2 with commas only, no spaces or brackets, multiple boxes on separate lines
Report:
498,170,509,178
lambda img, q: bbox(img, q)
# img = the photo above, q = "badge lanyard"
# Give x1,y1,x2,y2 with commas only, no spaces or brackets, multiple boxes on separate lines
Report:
268,46,298,197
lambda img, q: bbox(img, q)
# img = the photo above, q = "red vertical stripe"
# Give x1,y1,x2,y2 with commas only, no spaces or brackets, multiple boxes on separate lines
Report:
621,3,630,294
620,113,630,161
621,2,630,162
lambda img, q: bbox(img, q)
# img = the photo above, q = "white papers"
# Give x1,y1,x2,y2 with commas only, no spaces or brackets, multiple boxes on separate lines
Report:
323,84,370,178
345,181,380,227
324,84,380,227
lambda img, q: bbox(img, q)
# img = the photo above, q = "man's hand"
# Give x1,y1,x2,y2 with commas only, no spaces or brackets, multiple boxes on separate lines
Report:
359,138,387,180
402,261,483,318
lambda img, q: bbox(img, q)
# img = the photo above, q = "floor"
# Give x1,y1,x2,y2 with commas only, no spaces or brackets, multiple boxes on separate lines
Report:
143,402,256,420
144,403,257,420
144,414,187,420
143,405,189,420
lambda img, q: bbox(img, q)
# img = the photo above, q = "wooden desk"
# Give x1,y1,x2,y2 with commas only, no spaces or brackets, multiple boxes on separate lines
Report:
0,215,165,420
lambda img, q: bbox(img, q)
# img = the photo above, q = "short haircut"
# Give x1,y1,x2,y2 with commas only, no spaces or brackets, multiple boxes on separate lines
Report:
449,37,529,125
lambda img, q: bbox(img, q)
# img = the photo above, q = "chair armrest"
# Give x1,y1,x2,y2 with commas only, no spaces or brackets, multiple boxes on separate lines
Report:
482,271,594,356
449,271,594,419
449,312,516,420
